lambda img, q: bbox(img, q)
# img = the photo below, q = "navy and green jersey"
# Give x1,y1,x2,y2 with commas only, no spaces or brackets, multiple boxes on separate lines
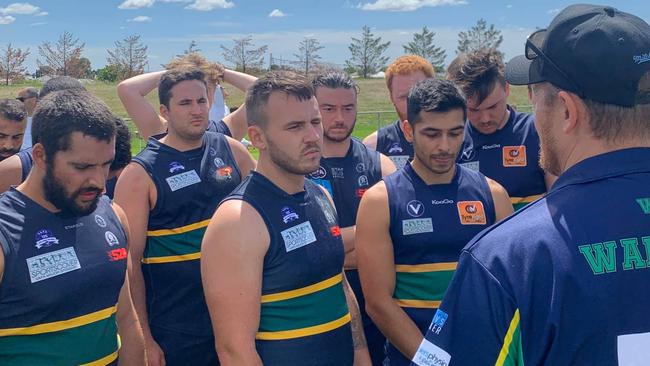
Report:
224,172,353,365
132,131,240,336
377,120,413,170
414,148,650,366
385,163,495,365
0,190,127,365
207,119,231,137
458,106,546,210
17,147,33,182
307,137,384,364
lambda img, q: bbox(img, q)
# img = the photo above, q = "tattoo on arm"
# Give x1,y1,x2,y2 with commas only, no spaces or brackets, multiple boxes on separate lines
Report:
343,273,368,350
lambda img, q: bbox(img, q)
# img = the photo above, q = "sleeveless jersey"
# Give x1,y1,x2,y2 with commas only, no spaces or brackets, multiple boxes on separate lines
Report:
0,191,127,365
225,172,353,365
415,147,650,366
385,164,496,365
132,131,241,336
458,106,546,210
207,119,231,137
18,148,33,182
376,120,413,170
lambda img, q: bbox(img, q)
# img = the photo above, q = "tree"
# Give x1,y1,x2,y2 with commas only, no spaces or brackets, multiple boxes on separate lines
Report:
346,26,390,78
38,31,86,77
403,26,447,72
293,37,324,75
68,57,92,79
107,34,148,81
457,19,503,54
180,40,201,56
0,43,30,85
220,36,268,73
96,65,120,83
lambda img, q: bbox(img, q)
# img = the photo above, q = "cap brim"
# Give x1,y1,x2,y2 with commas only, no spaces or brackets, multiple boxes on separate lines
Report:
505,55,544,85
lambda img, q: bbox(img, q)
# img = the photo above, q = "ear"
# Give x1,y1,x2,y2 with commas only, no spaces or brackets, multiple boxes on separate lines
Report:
402,120,414,143
248,125,267,150
31,143,48,170
557,91,581,135
504,82,511,98
160,104,170,121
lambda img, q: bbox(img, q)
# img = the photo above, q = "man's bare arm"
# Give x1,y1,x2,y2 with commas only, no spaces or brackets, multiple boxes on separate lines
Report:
0,155,24,193
342,273,371,365
226,136,256,177
487,178,515,221
363,131,378,150
117,71,167,140
214,69,257,141
379,153,397,176
201,199,268,366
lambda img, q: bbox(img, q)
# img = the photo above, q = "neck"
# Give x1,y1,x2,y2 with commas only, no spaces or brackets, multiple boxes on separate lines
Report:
561,136,650,174
159,131,203,151
17,171,60,213
498,106,511,130
255,154,306,194
410,157,456,185
322,137,350,158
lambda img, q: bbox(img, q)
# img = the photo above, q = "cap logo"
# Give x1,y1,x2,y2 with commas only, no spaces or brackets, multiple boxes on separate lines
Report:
633,52,650,65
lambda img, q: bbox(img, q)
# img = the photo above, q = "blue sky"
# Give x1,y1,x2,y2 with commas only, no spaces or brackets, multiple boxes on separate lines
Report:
1,0,648,72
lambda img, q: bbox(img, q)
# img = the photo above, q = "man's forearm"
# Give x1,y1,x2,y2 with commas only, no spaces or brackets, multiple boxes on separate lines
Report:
366,296,423,360
127,261,154,341
342,274,367,351
223,69,257,91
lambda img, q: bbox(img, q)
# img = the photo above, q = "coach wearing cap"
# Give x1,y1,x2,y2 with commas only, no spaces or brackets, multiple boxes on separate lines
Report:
410,4,650,365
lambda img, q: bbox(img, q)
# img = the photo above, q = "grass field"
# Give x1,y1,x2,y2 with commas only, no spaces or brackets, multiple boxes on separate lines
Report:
0,79,532,155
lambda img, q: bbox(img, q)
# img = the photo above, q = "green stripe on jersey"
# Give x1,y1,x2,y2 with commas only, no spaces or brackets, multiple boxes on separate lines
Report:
394,270,455,303
144,225,207,259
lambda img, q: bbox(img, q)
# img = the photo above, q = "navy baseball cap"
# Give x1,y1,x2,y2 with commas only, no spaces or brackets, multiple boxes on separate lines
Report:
505,4,650,107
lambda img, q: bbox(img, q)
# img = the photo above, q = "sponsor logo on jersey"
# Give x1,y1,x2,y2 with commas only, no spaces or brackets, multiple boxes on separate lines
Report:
457,201,487,225
107,248,127,261
331,167,344,179
430,310,448,335
459,161,480,172
281,206,300,224
64,222,84,230
281,221,317,252
209,147,217,156
502,146,527,167
27,247,81,283
412,339,451,366
402,218,434,235
390,155,410,170
431,199,454,205
330,226,341,237
388,143,403,154
105,231,120,247
460,147,475,161
308,166,327,179
356,188,368,198
166,170,201,192
35,229,59,249
406,200,425,218
358,175,369,187
482,144,501,150
95,215,107,228
213,157,225,168
355,163,366,173
169,161,185,173
217,166,233,179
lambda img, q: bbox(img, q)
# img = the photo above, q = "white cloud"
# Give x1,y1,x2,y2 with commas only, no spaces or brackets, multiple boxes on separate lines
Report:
36,11,47,16
0,15,15,24
268,9,286,18
547,8,561,14
118,0,155,10
29,21,46,26
185,0,234,11
128,15,152,22
0,3,41,15
158,0,191,2
359,0,466,12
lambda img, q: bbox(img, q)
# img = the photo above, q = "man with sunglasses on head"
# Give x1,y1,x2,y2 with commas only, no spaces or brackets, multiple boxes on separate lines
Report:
412,4,650,365
448,48,555,211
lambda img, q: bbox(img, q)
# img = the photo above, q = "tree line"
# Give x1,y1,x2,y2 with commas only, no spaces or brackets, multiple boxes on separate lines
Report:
0,19,503,85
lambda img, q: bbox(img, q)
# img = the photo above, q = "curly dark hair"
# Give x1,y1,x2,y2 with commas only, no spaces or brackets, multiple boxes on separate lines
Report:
446,48,505,105
0,98,27,122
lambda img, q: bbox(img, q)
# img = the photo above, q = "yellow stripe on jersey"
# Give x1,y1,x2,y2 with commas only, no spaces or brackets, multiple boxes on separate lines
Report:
0,306,117,336
395,262,458,273
395,299,441,308
260,273,343,303
146,219,211,237
79,350,119,366
495,309,521,366
141,252,201,264
256,313,351,340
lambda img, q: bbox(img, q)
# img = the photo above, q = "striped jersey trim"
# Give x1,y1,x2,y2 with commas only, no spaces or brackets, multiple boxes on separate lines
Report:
261,273,342,303
495,309,521,366
79,350,119,366
395,262,458,273
256,313,351,340
141,252,201,264
0,306,117,336
510,194,544,205
146,219,211,237
395,299,441,308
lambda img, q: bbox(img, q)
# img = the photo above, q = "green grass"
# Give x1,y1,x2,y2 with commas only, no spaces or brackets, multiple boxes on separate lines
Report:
0,80,531,156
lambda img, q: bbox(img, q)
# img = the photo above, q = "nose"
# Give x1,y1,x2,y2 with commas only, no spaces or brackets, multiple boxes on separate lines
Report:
439,134,451,153
305,122,322,143
334,108,345,123
87,166,108,191
0,138,12,151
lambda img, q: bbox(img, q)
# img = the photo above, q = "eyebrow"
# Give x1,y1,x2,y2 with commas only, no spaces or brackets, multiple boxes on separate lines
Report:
69,157,114,167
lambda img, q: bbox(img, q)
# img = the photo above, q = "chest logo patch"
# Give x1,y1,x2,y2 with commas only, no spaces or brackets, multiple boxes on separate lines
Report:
390,155,410,170
402,218,434,236
358,175,369,187
166,169,201,192
281,221,317,252
406,200,425,218
34,229,59,249
502,146,527,167
308,166,327,179
26,246,81,283
388,143,403,154
105,231,120,247
459,161,480,172
169,161,185,173
457,201,487,225
281,206,300,224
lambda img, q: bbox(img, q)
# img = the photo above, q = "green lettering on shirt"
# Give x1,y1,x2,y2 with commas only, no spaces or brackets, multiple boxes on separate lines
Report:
578,241,618,275
637,198,650,214
620,238,648,270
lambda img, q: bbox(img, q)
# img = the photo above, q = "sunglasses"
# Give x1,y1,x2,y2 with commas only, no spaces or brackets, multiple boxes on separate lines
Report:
16,96,35,102
525,29,583,96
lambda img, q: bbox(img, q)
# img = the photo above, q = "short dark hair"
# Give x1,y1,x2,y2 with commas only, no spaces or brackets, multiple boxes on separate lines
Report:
32,89,116,159
311,71,359,95
39,76,86,99
112,117,131,172
245,71,314,127
158,67,208,108
407,79,467,125
446,48,505,105
0,98,27,122
19,87,39,99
